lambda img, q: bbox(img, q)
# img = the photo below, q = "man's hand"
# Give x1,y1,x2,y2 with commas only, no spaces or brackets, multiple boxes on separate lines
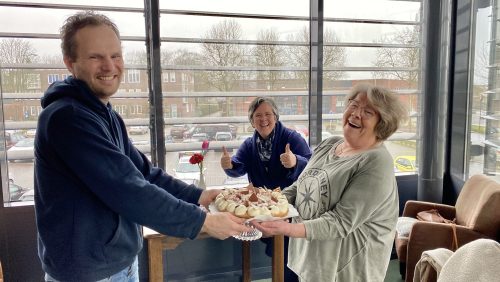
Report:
220,146,233,169
198,189,221,208
201,213,252,240
279,143,297,168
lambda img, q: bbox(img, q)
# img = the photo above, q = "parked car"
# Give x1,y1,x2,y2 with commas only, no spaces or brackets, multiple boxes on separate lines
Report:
170,124,191,139
8,182,30,201
288,124,309,137
394,155,417,173
5,131,26,150
322,131,334,140
173,156,202,182
24,129,37,138
7,138,35,162
18,189,34,202
129,126,148,135
184,124,237,140
165,135,174,144
237,134,253,141
183,133,209,143
215,131,232,141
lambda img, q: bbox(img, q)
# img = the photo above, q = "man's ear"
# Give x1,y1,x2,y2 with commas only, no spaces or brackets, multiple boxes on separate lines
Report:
63,56,74,74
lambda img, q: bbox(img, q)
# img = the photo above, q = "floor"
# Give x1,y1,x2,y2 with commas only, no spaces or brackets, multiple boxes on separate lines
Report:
252,259,404,282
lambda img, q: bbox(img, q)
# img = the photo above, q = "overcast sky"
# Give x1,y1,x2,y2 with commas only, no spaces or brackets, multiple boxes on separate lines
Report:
0,0,490,83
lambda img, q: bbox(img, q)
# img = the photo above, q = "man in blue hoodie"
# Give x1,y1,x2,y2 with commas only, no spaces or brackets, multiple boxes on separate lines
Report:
35,11,251,282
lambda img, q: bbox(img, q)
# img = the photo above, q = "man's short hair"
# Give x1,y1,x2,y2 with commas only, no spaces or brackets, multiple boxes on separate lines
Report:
60,11,120,61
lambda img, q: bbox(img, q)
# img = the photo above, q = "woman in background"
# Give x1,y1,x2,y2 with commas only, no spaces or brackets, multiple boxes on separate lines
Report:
221,96,312,282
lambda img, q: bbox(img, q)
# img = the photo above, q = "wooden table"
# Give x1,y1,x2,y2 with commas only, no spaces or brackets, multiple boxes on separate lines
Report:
143,228,284,282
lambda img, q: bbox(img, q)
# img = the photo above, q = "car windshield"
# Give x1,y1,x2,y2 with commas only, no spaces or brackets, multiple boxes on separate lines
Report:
176,162,199,173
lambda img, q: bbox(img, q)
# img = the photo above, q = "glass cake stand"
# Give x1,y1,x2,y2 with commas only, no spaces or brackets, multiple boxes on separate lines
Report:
232,221,262,241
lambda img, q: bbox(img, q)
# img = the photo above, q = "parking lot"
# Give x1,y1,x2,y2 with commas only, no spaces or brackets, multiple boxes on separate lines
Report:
7,149,243,192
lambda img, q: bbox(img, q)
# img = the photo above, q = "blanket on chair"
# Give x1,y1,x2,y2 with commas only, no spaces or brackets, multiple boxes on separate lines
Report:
413,248,453,282
438,239,500,282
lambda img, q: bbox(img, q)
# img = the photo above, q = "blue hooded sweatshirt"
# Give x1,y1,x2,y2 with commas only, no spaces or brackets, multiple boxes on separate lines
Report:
34,77,206,281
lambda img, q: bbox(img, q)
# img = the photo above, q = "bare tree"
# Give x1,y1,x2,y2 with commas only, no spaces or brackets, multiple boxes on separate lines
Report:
0,39,38,92
252,28,286,90
323,29,347,83
160,48,203,67
474,42,489,85
39,54,64,65
200,19,245,92
285,26,346,88
124,50,147,65
373,26,420,87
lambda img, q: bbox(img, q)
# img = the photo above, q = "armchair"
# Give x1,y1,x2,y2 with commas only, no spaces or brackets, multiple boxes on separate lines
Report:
395,174,500,282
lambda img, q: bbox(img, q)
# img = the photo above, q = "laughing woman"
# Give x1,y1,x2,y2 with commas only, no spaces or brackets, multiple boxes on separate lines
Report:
252,84,408,282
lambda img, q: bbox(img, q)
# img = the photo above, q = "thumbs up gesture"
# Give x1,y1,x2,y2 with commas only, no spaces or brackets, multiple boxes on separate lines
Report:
280,143,297,168
220,146,233,169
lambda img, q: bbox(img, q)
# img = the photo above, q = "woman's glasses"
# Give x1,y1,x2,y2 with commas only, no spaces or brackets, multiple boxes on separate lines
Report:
347,99,377,119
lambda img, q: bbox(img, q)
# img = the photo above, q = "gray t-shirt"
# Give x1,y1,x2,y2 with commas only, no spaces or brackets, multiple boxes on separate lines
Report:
283,136,398,282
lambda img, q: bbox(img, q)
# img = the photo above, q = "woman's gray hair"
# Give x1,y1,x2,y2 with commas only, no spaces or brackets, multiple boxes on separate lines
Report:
248,97,280,122
346,83,408,141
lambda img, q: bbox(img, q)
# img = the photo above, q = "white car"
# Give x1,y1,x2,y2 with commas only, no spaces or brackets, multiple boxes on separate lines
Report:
129,126,148,135
18,189,34,202
7,138,35,162
215,131,232,141
173,156,202,181
322,131,334,140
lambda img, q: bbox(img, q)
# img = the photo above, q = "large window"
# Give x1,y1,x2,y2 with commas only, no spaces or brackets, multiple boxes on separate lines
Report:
0,2,149,205
1,0,425,204
468,1,499,181
323,0,421,174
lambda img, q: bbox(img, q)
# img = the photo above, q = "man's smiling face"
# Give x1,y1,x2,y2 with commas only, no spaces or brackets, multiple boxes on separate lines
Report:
63,25,124,104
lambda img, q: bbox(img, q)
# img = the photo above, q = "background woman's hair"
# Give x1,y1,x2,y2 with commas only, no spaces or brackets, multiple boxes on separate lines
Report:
346,83,408,141
248,97,280,122
60,11,120,61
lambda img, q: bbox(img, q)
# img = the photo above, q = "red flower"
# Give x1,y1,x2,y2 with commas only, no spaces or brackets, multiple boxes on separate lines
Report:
189,153,204,165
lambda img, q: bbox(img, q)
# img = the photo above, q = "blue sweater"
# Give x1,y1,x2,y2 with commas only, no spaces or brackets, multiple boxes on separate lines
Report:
34,77,206,281
224,121,312,189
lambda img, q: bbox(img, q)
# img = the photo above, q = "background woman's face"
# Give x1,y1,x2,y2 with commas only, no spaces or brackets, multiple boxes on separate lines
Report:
251,102,277,139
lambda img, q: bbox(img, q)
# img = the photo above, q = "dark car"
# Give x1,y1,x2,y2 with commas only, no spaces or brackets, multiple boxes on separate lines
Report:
183,124,237,140
8,182,30,201
170,124,191,139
